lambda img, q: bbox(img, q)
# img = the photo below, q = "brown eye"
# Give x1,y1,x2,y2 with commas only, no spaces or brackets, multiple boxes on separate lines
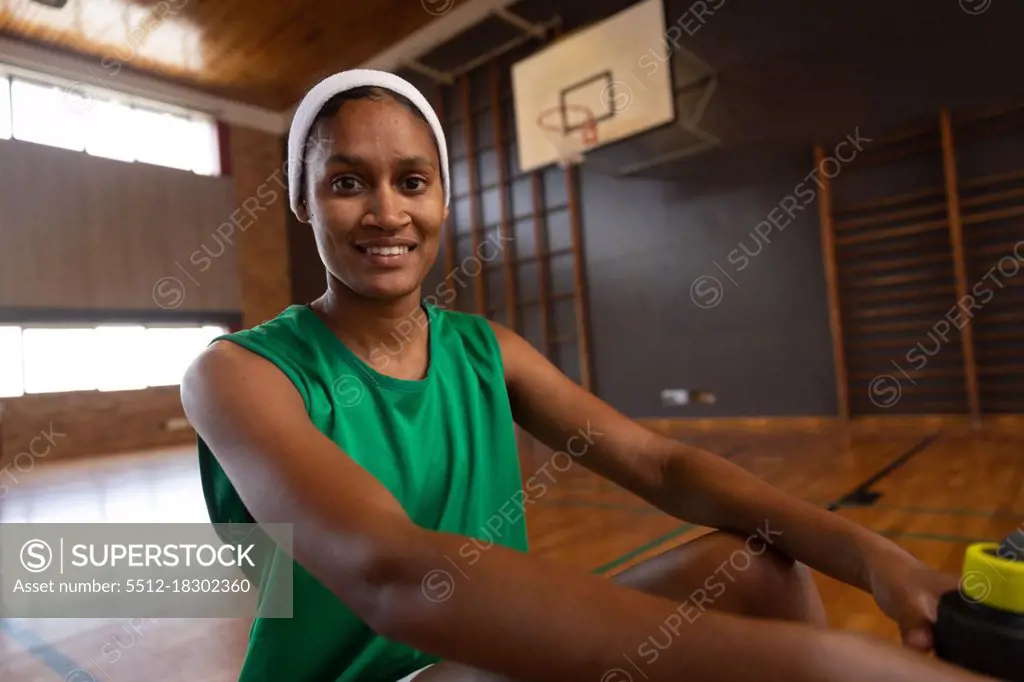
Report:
402,176,427,192
332,176,361,193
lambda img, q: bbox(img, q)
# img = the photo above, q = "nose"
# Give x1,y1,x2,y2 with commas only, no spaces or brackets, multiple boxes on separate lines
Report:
363,184,409,231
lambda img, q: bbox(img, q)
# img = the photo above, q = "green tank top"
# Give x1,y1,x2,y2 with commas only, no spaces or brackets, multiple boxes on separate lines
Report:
196,302,529,682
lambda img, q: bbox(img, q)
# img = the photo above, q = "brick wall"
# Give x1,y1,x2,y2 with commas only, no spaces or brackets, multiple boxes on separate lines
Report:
229,125,293,329
0,124,291,465
0,388,189,467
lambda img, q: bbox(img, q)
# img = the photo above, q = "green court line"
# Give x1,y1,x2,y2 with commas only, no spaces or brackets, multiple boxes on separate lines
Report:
592,523,696,575
562,497,1016,581
539,497,829,515
876,529,993,544
0,619,84,681
854,503,1023,520
538,497,1022,522
587,523,993,583
538,498,664,514
584,520,994,585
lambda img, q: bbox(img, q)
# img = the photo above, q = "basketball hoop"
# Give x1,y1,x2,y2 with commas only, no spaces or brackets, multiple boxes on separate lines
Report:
536,105,598,168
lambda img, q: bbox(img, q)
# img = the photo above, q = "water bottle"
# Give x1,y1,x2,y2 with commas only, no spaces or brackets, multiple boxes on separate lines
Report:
933,527,1024,681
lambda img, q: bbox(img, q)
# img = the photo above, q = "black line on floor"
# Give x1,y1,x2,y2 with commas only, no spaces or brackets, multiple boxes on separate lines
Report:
827,432,941,512
718,445,746,460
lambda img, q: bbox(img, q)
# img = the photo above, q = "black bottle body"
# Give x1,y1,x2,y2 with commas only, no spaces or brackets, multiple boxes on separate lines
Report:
934,590,1024,681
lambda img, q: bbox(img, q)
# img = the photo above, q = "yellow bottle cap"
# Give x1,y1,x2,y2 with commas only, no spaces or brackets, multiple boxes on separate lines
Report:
959,542,1024,615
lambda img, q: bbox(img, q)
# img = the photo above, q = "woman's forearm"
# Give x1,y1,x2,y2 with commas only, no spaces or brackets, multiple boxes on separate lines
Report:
649,442,902,594
360,527,989,682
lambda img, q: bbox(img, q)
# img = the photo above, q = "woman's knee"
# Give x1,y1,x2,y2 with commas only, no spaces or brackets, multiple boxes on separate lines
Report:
612,530,827,626
731,541,827,625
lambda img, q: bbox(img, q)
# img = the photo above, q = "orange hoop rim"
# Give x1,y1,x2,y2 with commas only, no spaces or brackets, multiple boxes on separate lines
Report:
537,104,598,144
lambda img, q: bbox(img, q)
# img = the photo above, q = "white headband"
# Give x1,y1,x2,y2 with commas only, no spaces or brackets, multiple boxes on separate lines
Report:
286,68,450,218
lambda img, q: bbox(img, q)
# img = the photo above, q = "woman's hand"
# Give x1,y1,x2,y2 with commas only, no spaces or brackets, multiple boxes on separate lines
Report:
867,544,960,652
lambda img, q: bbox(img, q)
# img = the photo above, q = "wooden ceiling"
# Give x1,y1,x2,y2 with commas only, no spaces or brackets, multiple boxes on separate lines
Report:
0,0,447,110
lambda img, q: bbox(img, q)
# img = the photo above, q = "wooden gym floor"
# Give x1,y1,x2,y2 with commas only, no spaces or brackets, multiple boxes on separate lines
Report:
0,423,1021,681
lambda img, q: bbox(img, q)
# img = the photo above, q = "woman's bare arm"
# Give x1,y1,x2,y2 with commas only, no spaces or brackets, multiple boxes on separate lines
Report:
180,340,991,682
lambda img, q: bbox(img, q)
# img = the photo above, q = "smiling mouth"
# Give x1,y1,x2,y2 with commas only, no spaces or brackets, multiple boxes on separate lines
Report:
356,244,417,256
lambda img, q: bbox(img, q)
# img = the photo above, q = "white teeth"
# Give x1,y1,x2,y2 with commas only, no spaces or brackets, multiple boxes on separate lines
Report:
365,245,410,256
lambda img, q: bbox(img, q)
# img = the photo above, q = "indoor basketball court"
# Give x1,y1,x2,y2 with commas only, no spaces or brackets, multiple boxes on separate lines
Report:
0,0,1022,681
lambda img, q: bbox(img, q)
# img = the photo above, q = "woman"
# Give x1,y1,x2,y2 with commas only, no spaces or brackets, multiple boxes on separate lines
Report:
181,70,988,682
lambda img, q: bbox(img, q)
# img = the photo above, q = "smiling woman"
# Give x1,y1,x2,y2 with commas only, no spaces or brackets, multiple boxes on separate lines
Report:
182,69,991,682
184,70,531,682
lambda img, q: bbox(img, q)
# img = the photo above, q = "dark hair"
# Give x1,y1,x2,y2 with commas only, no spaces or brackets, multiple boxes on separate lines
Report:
299,86,438,203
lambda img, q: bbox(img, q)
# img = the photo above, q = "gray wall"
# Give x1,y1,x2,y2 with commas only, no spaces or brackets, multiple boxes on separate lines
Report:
579,147,837,417
0,137,239,315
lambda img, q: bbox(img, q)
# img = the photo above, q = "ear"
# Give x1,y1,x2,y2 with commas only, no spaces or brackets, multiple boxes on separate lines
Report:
296,199,311,224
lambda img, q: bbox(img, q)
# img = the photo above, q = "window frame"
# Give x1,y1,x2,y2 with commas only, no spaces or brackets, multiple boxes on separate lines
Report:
0,62,222,176
0,310,239,398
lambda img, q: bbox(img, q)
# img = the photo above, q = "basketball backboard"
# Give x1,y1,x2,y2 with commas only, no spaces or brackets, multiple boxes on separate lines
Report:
510,0,676,173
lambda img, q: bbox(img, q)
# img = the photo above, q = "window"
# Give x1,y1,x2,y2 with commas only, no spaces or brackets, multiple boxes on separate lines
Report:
0,77,10,141
11,78,90,152
0,67,220,176
0,324,225,398
0,326,23,397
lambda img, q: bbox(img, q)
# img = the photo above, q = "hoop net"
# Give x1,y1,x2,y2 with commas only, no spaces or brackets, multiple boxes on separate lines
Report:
537,105,598,168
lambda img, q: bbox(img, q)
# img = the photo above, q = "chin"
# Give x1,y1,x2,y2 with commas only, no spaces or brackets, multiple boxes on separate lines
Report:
352,273,422,301
327,245,436,301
